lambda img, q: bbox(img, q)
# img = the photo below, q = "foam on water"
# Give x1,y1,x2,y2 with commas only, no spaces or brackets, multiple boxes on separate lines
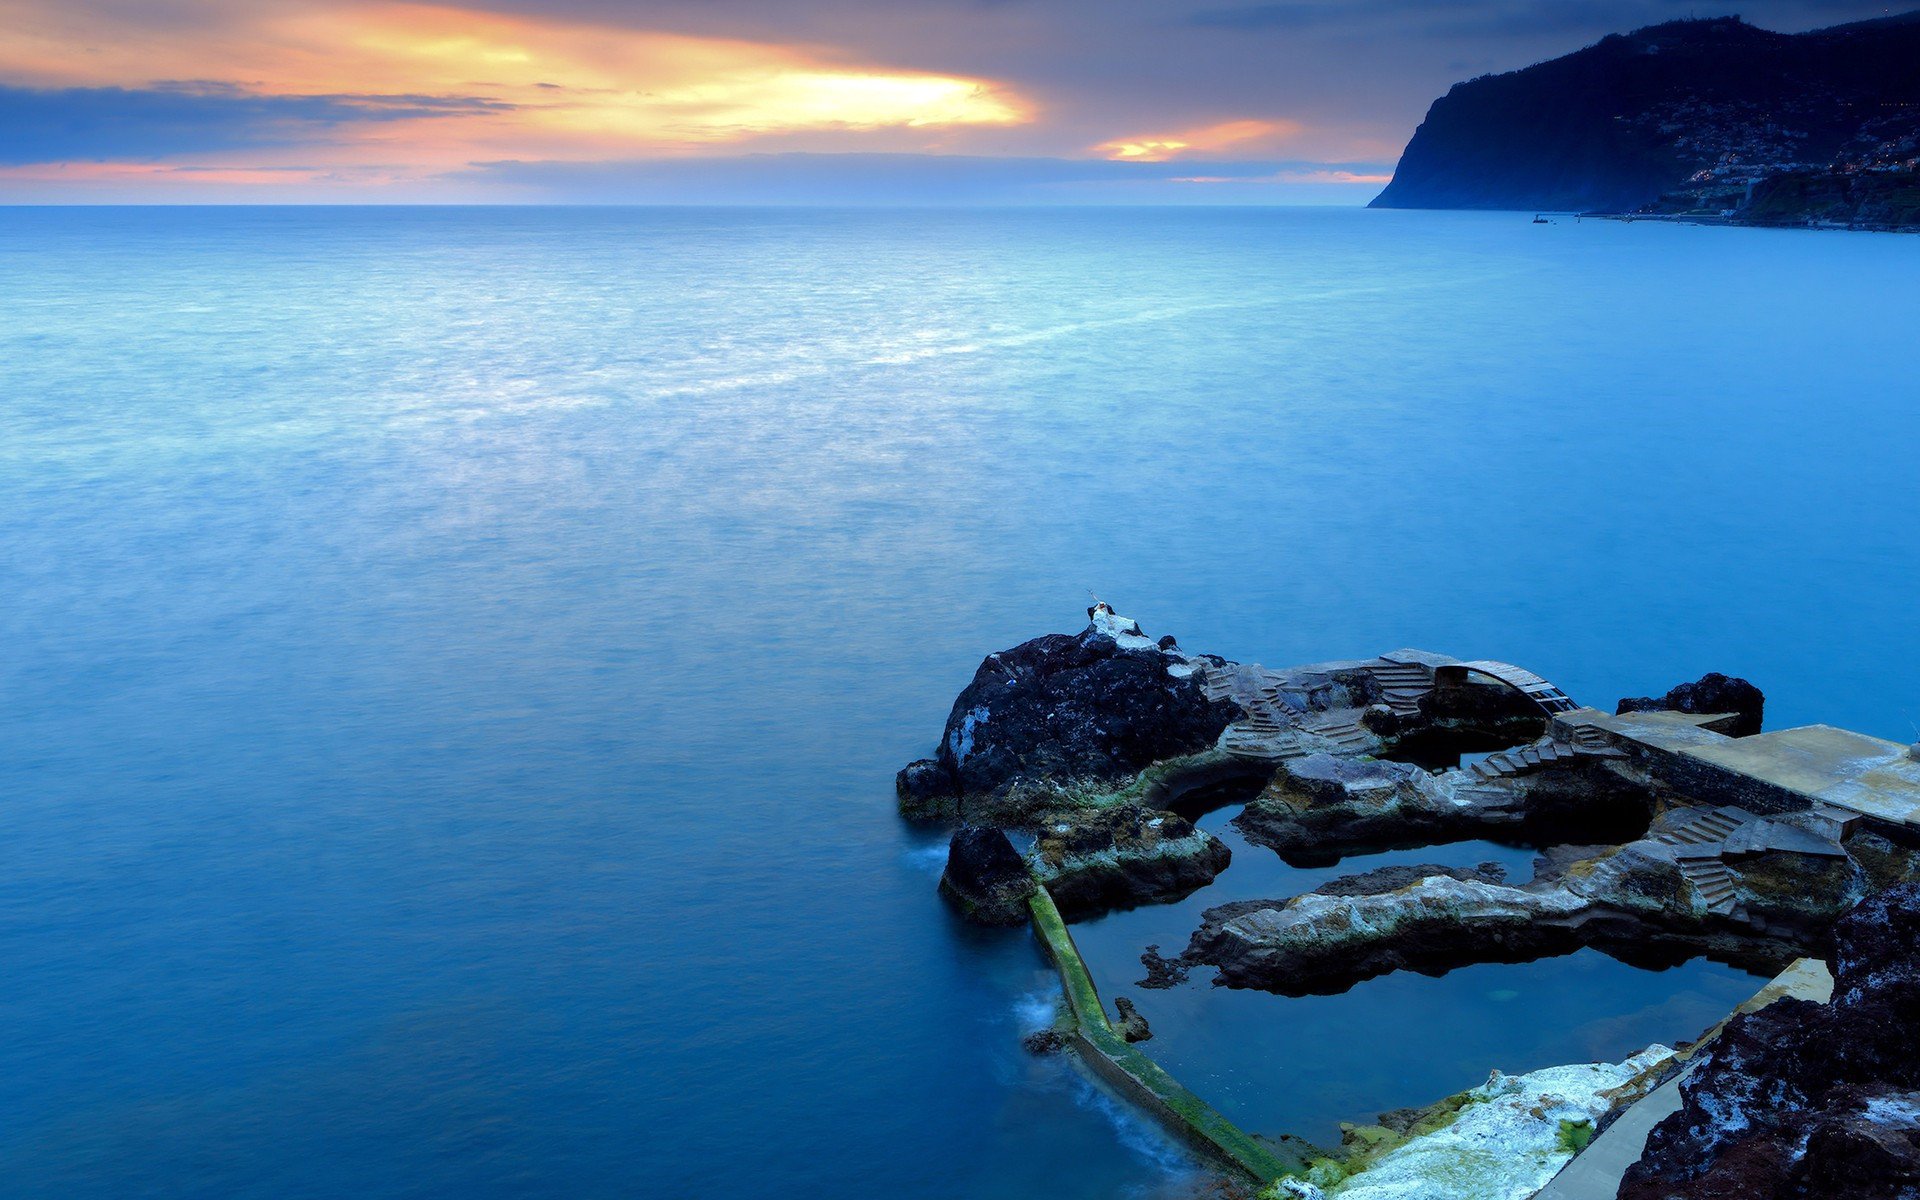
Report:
1012,988,1060,1034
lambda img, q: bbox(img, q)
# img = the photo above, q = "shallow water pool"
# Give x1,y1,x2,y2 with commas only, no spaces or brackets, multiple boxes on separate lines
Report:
1067,808,1766,1148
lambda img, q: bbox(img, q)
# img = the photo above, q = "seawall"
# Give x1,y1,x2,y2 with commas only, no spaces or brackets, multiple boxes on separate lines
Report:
1027,886,1304,1184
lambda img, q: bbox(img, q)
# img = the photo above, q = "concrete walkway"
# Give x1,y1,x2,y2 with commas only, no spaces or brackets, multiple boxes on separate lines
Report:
1533,958,1834,1200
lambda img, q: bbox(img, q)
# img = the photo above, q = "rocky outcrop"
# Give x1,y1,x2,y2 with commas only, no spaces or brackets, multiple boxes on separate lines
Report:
1234,753,1653,865
1620,883,1920,1200
936,826,1035,926
1315,861,1508,896
1178,806,1866,994
896,607,1236,823
1032,804,1231,920
1619,672,1766,737
1234,755,1453,862
1113,997,1152,1043
1184,873,1595,995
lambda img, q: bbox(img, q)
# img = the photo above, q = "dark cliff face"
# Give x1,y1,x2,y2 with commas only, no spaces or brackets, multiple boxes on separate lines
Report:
1371,13,1920,214
1619,883,1920,1200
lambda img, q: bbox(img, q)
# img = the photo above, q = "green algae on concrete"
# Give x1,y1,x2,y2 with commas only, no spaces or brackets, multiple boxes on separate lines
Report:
1027,887,1305,1184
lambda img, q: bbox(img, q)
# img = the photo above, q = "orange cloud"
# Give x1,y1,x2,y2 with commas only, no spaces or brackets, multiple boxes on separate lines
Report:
1095,118,1301,162
0,2,1032,170
1171,168,1394,185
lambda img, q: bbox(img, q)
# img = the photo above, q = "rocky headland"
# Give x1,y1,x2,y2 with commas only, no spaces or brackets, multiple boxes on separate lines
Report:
905,607,1920,1196
1370,13,1920,230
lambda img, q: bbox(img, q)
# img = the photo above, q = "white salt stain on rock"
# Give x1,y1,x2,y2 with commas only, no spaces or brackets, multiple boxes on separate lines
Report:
1270,1045,1676,1200
947,705,989,763
1088,606,1159,651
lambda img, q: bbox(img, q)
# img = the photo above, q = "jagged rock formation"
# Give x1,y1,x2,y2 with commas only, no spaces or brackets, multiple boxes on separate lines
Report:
1619,672,1766,738
936,826,1034,926
1032,803,1231,919
1112,997,1152,1043
1619,883,1920,1200
911,609,1920,1022
1184,871,1596,995
1234,750,1654,864
1175,791,1906,996
912,611,1920,1195
896,606,1236,824
1370,13,1920,227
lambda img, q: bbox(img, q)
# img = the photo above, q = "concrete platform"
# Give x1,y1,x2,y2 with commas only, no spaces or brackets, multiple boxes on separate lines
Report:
1686,725,1920,825
1533,958,1834,1200
1560,709,1920,828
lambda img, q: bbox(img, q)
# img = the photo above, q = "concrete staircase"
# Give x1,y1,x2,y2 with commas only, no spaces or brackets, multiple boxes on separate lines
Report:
1654,808,1749,916
1656,807,1747,848
1468,739,1578,780
1218,713,1307,761
1367,659,1433,718
1566,722,1627,756
1676,856,1741,915
1206,663,1312,762
1299,713,1377,755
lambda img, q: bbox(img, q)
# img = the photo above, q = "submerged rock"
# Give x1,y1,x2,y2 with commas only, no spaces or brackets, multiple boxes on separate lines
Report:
1113,996,1152,1043
1620,882,1920,1200
936,826,1035,926
1137,944,1190,989
896,606,1236,823
1617,672,1765,737
1021,1028,1065,1056
1032,804,1231,920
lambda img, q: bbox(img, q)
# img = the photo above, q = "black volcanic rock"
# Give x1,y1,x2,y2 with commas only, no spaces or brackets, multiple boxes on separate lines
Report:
1314,861,1507,896
937,827,1034,926
1618,672,1765,737
1371,13,1920,218
1619,883,1920,1200
1113,997,1153,1043
1033,805,1232,920
896,611,1235,821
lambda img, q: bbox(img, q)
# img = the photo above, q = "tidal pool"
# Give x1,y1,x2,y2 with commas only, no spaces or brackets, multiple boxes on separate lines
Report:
1067,807,1767,1148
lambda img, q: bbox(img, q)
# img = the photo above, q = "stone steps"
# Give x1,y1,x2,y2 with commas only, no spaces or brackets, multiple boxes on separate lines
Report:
1566,723,1628,757
1368,661,1434,716
1569,725,1611,749
1219,725,1307,761
1677,855,1741,915
1469,739,1577,780
1657,808,1747,847
1300,715,1376,753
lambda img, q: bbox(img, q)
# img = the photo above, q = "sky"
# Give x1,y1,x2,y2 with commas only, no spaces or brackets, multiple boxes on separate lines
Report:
0,0,1907,203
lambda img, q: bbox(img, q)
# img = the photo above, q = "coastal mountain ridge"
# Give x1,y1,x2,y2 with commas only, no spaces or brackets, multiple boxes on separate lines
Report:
1371,11,1920,227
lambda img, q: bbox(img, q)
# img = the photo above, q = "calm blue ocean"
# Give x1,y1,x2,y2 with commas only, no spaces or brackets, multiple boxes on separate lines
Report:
2,207,1917,1199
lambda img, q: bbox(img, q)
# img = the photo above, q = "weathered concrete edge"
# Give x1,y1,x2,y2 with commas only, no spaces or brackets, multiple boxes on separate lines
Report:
1533,957,1835,1200
1027,887,1304,1184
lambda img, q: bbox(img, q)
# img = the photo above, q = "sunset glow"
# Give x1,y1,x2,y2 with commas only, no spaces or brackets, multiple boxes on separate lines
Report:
0,0,1452,200
1096,119,1302,163
0,2,1030,176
